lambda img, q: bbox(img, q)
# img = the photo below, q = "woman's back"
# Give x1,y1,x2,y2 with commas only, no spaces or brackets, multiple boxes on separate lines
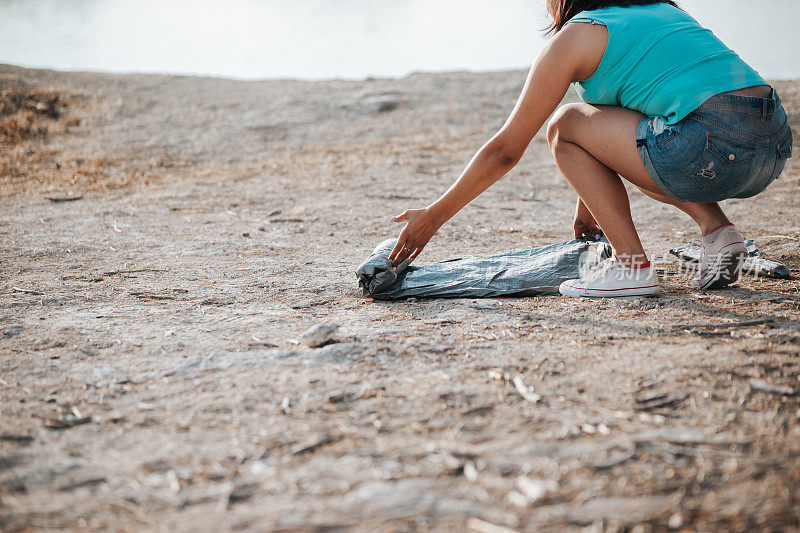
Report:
570,3,767,124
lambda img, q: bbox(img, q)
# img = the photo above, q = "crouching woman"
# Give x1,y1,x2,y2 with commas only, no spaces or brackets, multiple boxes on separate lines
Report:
389,0,793,298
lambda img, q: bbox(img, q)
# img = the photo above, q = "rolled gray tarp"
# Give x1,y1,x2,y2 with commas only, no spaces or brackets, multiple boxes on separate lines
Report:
356,235,791,301
356,237,611,300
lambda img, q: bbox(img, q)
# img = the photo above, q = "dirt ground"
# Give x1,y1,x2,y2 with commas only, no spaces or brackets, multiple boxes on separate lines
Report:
1,63,799,532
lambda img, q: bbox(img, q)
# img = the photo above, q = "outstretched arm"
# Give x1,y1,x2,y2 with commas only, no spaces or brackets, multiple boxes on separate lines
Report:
388,24,594,266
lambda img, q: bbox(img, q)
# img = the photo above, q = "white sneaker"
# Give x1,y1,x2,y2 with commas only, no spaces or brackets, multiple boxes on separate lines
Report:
692,224,747,290
559,258,661,298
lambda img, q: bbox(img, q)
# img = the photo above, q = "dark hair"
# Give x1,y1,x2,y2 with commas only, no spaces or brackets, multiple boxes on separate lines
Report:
546,0,681,34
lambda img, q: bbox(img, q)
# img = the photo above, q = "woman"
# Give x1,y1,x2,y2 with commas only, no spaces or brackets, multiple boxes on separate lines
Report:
388,0,793,298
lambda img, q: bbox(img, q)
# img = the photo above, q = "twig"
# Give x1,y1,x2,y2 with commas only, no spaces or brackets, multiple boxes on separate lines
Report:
12,286,44,295
41,416,92,430
130,292,177,300
467,518,520,533
290,435,336,455
757,234,799,241
46,195,83,202
635,392,687,411
750,378,796,396
591,447,636,470
511,374,542,404
102,268,165,276
674,317,774,332
0,433,34,443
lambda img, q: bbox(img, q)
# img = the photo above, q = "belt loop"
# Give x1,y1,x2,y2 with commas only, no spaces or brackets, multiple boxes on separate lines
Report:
761,98,769,122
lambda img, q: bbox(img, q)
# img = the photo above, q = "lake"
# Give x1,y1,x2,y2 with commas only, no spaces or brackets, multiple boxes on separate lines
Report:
0,0,798,80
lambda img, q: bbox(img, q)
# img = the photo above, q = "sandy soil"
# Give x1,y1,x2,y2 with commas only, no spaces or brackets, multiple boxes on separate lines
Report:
1,64,799,532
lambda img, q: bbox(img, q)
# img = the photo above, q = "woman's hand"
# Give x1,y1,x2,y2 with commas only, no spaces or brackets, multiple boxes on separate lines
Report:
388,208,442,267
573,198,602,239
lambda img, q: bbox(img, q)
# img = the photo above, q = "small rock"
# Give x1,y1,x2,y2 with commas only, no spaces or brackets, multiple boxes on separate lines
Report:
507,490,530,508
300,323,339,348
463,461,479,483
668,513,684,529
373,98,399,113
515,476,558,505
327,389,349,403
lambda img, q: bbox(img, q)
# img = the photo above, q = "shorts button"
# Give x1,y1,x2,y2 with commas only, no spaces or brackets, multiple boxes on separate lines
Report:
729,154,736,161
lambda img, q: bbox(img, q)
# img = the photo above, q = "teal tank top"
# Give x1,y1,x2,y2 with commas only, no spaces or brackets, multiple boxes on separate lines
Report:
569,3,767,125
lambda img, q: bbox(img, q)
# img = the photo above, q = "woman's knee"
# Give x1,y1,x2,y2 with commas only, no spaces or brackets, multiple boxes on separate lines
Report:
546,103,589,150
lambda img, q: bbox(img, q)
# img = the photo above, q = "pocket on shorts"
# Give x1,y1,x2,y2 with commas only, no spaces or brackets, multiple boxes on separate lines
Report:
777,128,793,161
690,132,757,196
655,125,681,147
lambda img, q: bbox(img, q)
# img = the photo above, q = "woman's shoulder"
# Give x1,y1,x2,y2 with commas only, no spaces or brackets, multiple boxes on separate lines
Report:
551,19,609,82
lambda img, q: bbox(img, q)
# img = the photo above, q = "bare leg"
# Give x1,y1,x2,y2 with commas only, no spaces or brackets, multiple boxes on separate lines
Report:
549,136,648,264
547,103,730,265
635,187,730,236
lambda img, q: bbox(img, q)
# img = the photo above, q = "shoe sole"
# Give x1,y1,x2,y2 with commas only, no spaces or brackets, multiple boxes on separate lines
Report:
560,284,661,298
693,247,747,290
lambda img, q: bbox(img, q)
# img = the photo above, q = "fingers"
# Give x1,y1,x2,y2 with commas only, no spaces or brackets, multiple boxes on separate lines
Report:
392,243,416,267
387,209,428,266
388,235,406,262
391,210,409,223
388,212,411,262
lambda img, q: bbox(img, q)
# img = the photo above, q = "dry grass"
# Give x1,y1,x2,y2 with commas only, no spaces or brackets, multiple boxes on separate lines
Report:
0,85,68,143
0,81,169,196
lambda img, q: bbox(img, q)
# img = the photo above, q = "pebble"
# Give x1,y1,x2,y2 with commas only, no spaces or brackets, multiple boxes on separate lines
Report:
300,323,339,348
515,476,558,504
463,461,479,483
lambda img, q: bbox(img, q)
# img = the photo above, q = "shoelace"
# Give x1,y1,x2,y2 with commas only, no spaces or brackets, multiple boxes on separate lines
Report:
584,257,618,281
688,239,707,276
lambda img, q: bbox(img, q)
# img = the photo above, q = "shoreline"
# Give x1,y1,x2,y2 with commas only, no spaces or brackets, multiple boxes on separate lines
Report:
5,62,800,84
1,62,549,84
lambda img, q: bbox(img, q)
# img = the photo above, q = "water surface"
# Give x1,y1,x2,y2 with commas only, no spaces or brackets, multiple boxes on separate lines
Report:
0,0,797,80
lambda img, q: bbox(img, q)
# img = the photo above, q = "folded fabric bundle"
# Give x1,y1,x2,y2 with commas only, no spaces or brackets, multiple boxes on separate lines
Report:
669,240,792,280
356,237,612,300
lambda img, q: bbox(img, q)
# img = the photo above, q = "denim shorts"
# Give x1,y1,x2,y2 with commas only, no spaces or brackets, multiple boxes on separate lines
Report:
637,88,793,203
